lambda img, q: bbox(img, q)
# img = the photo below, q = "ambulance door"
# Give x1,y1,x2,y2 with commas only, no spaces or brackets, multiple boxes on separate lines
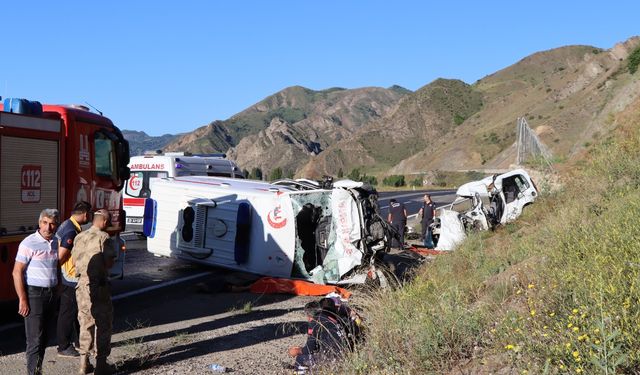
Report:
124,170,168,233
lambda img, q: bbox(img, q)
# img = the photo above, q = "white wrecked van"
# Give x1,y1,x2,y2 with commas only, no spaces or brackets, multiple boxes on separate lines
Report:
433,169,538,250
143,177,390,284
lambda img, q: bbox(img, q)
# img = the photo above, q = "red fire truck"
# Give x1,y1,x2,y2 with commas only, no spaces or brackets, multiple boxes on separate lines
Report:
0,98,130,306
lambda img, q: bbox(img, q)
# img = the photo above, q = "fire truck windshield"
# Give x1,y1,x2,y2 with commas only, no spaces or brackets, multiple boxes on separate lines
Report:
95,133,117,178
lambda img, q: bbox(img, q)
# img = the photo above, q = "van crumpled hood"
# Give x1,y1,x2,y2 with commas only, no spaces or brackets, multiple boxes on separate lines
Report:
456,180,489,198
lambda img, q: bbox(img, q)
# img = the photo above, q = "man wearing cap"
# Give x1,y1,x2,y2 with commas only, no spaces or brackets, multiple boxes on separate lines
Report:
56,201,92,358
72,209,116,375
12,208,60,375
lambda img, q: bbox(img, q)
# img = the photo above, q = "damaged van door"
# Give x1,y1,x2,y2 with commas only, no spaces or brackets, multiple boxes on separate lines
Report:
434,169,538,250
143,177,389,284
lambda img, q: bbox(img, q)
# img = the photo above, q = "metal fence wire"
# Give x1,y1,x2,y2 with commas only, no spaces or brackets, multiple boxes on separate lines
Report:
516,117,553,167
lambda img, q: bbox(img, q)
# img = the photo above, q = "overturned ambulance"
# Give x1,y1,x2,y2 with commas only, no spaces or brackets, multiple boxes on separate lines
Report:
143,177,390,284
434,169,538,250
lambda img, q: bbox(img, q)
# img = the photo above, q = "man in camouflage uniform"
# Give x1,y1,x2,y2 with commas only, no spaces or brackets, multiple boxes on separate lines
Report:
72,209,116,375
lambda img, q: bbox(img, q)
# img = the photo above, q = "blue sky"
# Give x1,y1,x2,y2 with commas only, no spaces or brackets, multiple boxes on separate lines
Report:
1,1,638,136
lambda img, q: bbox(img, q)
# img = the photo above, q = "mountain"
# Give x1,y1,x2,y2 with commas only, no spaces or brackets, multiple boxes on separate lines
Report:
393,37,640,173
300,78,483,176
122,130,179,157
305,37,640,177
159,36,640,179
164,86,410,175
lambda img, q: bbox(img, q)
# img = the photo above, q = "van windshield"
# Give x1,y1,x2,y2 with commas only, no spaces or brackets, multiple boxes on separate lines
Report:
125,171,169,197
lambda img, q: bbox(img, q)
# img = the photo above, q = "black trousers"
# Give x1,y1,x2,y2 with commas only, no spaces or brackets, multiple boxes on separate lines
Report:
56,284,79,351
421,220,434,248
24,286,58,375
391,222,406,248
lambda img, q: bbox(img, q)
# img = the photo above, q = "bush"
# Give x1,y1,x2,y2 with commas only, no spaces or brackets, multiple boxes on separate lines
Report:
628,46,640,74
250,167,263,180
347,168,361,181
382,175,406,187
361,175,378,186
269,167,283,180
346,167,377,185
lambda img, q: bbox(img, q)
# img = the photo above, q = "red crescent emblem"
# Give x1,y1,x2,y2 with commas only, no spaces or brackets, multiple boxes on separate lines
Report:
267,205,287,229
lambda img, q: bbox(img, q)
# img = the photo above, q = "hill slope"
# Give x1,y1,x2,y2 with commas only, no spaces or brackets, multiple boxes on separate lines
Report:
391,37,640,174
122,130,179,157
163,86,409,175
152,36,640,181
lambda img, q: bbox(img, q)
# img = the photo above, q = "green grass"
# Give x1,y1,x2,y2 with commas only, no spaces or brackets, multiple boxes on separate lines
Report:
332,104,640,374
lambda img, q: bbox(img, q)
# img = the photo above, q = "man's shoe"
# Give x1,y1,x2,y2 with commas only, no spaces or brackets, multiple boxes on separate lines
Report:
58,346,80,358
95,357,114,375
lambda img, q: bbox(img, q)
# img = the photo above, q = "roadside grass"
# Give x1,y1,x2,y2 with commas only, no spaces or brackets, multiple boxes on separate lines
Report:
332,105,640,373
115,319,163,370
227,301,254,315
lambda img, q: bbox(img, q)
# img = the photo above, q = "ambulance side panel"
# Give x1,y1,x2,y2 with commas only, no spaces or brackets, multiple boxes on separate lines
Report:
146,178,296,278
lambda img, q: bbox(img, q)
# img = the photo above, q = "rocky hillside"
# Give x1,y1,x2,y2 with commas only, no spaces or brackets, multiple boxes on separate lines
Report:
388,37,640,175
122,130,179,156
135,36,640,179
163,85,409,176
305,37,640,178
300,79,484,176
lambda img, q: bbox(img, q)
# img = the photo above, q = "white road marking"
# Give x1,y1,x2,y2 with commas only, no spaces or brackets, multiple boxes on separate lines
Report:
112,271,212,301
0,271,214,333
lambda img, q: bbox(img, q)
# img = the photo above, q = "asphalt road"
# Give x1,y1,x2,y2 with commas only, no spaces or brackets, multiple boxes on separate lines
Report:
378,188,456,218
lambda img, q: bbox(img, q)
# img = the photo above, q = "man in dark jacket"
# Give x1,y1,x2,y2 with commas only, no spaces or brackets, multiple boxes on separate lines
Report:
56,201,92,358
418,194,436,248
387,199,407,249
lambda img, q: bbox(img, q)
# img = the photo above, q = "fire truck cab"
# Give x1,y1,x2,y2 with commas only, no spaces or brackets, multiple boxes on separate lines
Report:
0,98,130,306
123,152,244,234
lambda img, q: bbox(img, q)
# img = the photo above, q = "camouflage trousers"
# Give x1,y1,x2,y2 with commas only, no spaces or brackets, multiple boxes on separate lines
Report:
76,282,113,359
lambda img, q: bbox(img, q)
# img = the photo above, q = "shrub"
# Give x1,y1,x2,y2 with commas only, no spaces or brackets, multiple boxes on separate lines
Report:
269,167,283,180
628,46,640,74
382,175,406,187
410,177,423,187
250,167,263,180
361,175,378,186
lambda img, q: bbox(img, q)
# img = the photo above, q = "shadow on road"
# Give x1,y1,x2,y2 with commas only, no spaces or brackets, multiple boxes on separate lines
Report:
111,306,303,349
113,320,307,374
